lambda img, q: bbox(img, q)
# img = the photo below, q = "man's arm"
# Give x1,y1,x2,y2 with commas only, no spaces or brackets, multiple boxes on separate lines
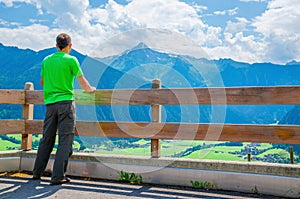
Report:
40,77,44,88
77,75,96,93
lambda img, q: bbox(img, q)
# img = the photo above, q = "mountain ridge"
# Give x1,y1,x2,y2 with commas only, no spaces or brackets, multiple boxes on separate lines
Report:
0,42,299,124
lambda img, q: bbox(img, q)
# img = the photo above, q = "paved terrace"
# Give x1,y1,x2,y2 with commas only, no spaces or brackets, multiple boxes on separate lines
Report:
1,151,300,198
0,172,283,199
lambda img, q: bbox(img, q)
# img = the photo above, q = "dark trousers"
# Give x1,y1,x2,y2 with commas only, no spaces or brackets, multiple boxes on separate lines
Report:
33,100,75,182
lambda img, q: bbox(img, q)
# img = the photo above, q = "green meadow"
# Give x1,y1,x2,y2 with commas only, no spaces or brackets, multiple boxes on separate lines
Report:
0,135,297,164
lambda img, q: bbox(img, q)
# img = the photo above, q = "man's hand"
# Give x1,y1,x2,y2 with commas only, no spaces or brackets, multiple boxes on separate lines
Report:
77,76,96,93
83,86,96,93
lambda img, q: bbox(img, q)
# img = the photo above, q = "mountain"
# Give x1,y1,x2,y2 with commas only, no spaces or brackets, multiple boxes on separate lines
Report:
0,44,87,89
97,42,300,124
215,58,300,86
0,44,127,120
279,105,300,125
0,42,299,124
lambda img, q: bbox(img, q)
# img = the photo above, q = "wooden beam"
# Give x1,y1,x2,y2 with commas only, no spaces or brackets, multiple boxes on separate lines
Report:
151,86,300,105
25,90,43,104
77,122,300,144
222,86,300,105
0,120,25,134
25,120,43,134
26,86,300,105
0,90,24,104
23,120,300,144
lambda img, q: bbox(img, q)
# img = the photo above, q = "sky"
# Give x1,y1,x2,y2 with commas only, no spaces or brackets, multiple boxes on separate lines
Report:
0,0,299,64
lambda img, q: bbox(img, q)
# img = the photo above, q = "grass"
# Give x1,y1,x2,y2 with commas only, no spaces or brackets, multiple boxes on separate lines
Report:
0,134,81,152
184,146,246,161
256,143,273,150
0,139,20,150
256,148,290,158
0,136,298,164
161,140,204,157
95,140,207,157
132,139,149,145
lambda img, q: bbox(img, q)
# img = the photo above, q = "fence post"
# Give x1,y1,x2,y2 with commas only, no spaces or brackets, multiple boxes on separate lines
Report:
290,146,294,164
247,154,251,162
151,79,161,158
21,82,34,151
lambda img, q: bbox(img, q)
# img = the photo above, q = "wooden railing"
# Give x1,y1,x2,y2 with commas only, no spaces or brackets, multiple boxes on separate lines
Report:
1,81,300,158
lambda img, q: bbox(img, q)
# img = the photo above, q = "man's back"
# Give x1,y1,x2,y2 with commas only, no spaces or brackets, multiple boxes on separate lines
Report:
41,51,83,104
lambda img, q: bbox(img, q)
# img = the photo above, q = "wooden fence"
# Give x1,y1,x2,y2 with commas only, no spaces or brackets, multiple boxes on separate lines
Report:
1,81,300,159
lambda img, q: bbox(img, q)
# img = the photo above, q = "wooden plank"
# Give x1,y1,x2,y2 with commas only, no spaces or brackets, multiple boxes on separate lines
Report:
25,120,43,134
75,89,146,105
224,86,300,105
25,90,43,104
0,120,25,134
25,120,300,144
0,90,24,104
154,86,300,105
73,122,300,145
25,86,300,105
73,86,300,105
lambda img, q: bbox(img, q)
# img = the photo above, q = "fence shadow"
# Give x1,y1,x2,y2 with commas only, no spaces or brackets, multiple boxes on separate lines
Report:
0,175,281,199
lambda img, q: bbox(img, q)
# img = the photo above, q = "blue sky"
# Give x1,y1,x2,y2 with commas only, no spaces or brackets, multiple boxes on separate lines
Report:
0,0,299,64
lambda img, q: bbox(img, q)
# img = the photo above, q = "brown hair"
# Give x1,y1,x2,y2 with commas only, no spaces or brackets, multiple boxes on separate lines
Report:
56,33,71,50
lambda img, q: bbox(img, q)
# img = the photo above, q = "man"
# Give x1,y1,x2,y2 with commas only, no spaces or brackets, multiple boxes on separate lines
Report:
32,33,96,185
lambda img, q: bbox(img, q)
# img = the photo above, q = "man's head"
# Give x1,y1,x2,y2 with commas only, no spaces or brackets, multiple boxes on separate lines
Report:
56,33,72,52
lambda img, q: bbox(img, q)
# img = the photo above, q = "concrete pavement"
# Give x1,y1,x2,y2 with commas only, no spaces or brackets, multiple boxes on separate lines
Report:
0,173,285,199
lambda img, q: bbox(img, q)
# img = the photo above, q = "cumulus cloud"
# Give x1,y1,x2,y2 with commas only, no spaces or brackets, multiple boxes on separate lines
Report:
240,0,267,2
0,0,299,64
0,24,57,49
0,0,36,7
205,0,300,64
190,3,207,13
40,0,90,30
225,17,250,34
205,32,266,63
0,0,215,56
214,7,238,16
252,0,300,63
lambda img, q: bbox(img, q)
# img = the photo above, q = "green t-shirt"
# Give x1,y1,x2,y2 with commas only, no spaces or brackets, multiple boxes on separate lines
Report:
41,52,83,104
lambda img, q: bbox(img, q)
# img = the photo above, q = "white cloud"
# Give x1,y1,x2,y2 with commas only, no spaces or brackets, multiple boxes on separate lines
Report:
0,0,36,7
240,0,267,2
213,10,226,16
39,0,89,29
0,19,11,27
253,0,300,37
119,0,204,32
0,19,9,26
205,32,266,63
205,0,300,64
225,17,249,34
190,3,207,13
2,0,214,55
214,7,238,16
0,0,299,64
252,0,300,63
0,24,57,49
